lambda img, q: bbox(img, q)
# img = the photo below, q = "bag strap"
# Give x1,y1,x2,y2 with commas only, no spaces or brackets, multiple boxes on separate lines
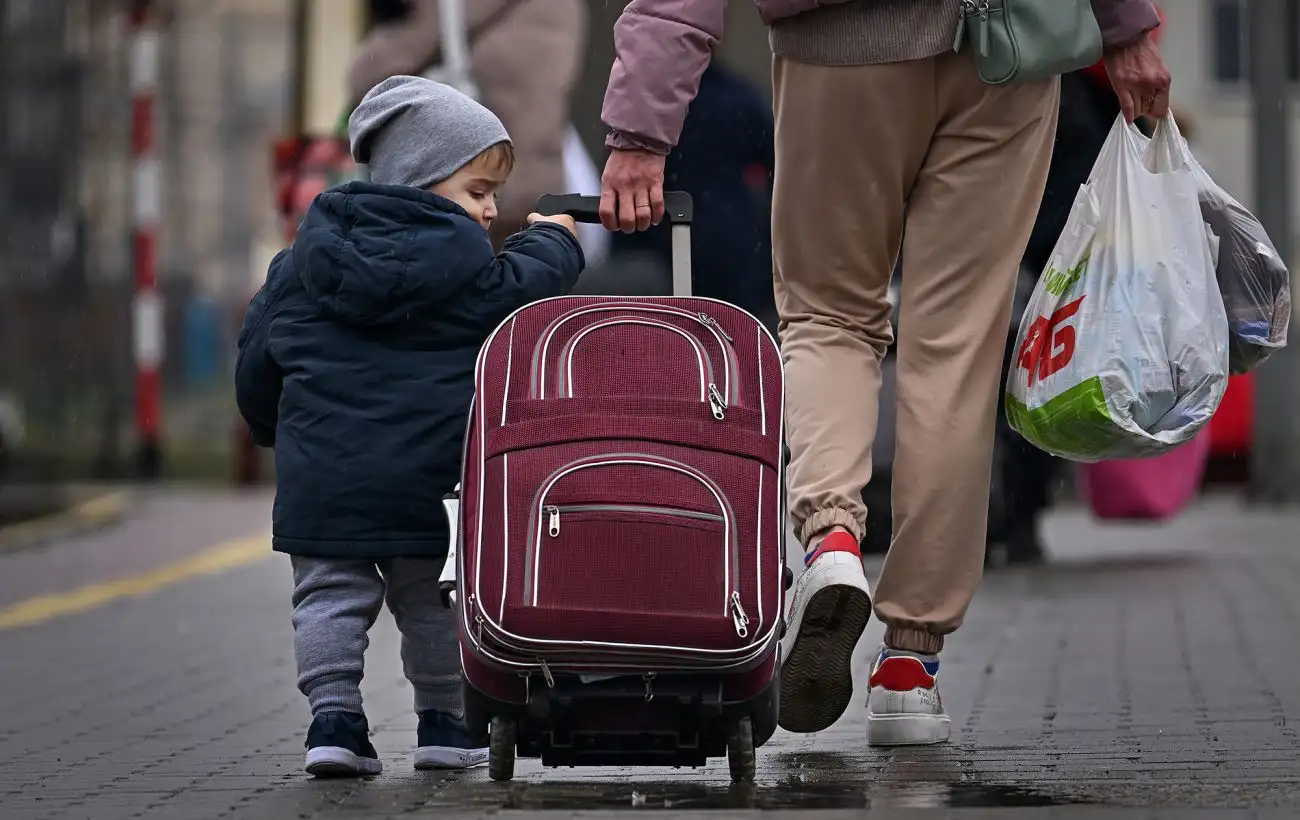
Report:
424,0,528,98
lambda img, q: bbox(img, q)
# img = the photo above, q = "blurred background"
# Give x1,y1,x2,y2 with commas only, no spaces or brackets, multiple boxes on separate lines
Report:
0,0,1295,509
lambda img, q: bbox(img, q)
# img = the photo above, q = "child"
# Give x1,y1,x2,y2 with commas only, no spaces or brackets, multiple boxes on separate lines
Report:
235,75,583,778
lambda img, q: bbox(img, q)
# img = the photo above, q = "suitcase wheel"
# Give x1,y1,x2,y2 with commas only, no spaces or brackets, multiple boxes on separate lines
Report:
727,716,756,784
488,716,516,782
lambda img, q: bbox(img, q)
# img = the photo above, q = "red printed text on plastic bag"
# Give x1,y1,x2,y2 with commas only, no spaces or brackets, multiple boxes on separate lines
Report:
1018,296,1087,387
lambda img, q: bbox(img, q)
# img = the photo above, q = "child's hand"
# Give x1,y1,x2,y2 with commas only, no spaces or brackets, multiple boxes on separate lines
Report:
527,212,579,239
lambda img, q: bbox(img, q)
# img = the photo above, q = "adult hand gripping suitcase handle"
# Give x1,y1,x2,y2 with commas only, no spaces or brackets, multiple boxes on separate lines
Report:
535,192,695,297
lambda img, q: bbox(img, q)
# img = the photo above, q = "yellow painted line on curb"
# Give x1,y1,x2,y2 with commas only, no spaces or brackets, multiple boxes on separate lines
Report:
0,534,271,632
0,489,132,551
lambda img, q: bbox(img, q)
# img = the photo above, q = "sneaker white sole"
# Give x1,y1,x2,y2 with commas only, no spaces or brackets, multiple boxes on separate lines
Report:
866,712,952,746
304,746,383,777
779,554,873,734
413,746,489,770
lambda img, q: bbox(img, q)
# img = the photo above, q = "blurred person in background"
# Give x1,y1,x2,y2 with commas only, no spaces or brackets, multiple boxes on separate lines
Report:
603,61,777,329
347,0,586,251
990,5,1167,565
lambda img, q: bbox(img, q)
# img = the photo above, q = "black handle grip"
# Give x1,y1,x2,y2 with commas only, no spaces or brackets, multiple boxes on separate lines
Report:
535,191,693,225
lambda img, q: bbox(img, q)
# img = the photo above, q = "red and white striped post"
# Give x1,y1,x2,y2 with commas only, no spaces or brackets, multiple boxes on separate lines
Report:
130,0,163,477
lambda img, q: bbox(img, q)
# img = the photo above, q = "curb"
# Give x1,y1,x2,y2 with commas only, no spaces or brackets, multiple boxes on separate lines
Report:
0,490,132,554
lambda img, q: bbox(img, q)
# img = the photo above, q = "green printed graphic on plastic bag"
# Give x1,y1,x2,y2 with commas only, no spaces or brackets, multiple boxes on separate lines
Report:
1005,376,1128,461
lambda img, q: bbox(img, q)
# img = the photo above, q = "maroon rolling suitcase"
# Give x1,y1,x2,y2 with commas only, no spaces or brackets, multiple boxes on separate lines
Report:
447,192,786,782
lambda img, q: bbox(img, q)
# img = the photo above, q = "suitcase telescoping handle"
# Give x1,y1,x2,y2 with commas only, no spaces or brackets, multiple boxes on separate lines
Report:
536,191,695,297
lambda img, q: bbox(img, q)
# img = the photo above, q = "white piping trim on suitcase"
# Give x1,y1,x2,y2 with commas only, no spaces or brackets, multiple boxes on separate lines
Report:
466,295,785,670
561,319,709,401
496,320,517,622
500,318,516,425
500,452,509,622
757,325,767,436
756,466,764,637
463,629,775,675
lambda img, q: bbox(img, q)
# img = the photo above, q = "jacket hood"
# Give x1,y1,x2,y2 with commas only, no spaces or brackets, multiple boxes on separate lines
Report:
289,181,493,327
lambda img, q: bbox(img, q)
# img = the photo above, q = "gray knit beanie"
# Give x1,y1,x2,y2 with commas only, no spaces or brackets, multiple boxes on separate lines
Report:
348,75,511,189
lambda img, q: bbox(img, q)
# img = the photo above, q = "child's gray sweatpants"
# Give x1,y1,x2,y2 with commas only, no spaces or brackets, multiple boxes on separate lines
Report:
290,556,460,718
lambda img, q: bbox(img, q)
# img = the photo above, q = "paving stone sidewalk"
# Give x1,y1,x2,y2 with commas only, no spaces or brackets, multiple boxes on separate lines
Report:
0,494,1297,819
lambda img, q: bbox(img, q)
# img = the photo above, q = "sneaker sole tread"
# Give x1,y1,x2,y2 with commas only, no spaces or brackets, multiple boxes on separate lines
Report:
779,582,872,733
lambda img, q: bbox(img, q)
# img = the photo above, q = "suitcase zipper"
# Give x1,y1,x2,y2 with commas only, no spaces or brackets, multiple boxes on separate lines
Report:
544,503,725,537
730,591,750,638
708,383,728,421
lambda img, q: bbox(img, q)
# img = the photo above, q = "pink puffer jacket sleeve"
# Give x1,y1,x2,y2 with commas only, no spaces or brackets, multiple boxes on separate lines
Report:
1090,0,1161,50
601,0,727,154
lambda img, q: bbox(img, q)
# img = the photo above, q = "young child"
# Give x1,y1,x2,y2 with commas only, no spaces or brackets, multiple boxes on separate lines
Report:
235,75,583,778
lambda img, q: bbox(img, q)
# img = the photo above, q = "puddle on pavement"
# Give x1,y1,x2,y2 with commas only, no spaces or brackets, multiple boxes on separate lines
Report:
443,781,1084,810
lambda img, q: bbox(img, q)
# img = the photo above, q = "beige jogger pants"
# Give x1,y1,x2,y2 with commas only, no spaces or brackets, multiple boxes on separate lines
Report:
772,51,1060,654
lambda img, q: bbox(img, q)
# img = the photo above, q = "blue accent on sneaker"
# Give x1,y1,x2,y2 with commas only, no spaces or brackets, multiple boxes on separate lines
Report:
880,648,940,678
417,711,477,749
306,711,379,759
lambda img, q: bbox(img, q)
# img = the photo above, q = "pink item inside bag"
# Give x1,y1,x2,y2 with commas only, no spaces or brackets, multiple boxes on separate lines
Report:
1078,431,1211,521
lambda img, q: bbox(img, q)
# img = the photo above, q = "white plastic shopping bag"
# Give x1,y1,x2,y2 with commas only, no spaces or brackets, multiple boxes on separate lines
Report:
1006,115,1230,462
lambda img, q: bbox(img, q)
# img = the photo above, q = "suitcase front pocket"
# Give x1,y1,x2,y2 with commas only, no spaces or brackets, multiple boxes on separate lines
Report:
531,506,730,620
523,456,749,636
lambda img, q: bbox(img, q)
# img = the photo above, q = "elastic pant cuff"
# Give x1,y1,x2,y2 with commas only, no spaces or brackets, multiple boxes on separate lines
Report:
305,674,365,716
413,679,462,717
800,507,863,547
883,626,944,655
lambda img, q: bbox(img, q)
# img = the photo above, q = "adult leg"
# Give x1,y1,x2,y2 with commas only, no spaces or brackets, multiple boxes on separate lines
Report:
772,55,933,733
866,53,1057,747
877,53,1059,654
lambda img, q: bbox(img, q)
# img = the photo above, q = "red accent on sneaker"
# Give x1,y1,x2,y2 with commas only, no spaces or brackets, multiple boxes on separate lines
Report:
868,656,937,692
806,530,861,565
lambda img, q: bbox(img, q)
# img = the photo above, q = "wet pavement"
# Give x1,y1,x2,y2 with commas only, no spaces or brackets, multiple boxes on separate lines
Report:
0,488,1298,819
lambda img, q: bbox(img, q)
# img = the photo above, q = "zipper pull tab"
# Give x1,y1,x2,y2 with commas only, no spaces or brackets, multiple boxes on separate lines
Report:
546,505,560,537
978,1,990,57
539,659,555,688
708,383,727,421
953,1,971,52
698,312,734,343
730,591,750,638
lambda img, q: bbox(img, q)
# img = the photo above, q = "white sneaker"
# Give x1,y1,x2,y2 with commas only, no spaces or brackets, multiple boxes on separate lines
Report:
413,711,489,770
865,647,951,746
413,745,489,770
778,531,873,733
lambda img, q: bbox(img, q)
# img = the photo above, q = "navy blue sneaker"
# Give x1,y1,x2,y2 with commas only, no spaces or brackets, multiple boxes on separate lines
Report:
304,711,382,777
414,711,488,770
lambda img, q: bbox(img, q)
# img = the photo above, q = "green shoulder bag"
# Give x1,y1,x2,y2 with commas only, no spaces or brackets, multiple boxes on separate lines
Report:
954,0,1104,85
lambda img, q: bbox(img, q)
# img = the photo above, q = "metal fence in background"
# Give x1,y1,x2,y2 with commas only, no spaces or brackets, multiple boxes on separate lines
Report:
0,0,292,481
